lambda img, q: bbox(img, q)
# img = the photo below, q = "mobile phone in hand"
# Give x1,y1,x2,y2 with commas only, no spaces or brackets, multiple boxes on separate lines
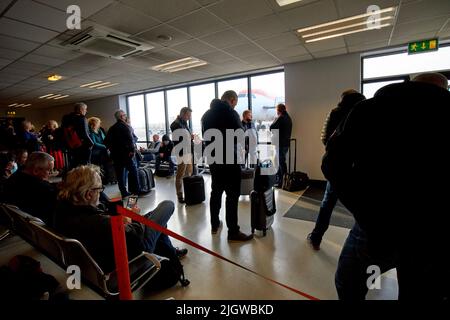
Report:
126,196,138,209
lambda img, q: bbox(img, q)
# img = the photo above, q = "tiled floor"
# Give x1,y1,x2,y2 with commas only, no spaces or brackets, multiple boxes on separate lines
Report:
0,174,398,300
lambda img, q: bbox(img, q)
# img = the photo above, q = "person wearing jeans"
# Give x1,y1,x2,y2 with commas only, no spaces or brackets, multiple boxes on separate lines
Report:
270,104,292,188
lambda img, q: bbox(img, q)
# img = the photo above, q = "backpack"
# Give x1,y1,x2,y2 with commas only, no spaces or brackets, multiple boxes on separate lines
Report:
64,125,82,149
145,239,190,291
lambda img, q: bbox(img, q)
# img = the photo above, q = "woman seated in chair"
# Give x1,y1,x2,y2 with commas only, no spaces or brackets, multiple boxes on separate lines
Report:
52,165,187,273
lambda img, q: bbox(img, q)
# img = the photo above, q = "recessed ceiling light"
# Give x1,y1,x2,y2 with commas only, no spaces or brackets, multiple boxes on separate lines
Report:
297,6,396,43
152,57,208,73
276,0,302,6
47,74,62,81
157,34,173,41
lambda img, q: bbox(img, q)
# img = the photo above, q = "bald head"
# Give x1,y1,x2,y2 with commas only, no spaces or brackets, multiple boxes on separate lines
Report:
412,73,448,90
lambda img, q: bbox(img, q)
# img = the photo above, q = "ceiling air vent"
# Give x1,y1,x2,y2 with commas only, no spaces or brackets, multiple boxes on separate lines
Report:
61,26,154,60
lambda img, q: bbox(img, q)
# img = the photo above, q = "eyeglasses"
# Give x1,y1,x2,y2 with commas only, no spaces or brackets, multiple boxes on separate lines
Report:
91,185,105,193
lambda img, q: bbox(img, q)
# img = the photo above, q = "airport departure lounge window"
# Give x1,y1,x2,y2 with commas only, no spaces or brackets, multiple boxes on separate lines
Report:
190,83,216,138
218,77,248,118
362,80,404,99
167,87,188,135
127,94,146,148
250,72,285,143
145,91,166,139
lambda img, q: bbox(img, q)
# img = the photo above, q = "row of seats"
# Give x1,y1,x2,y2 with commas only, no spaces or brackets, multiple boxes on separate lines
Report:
0,203,165,299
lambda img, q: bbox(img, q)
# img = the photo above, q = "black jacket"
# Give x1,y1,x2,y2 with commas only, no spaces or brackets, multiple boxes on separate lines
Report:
52,201,146,274
170,116,192,156
3,171,58,224
104,120,135,163
159,136,174,158
321,93,366,146
322,81,450,255
61,112,93,149
201,99,243,164
270,111,292,148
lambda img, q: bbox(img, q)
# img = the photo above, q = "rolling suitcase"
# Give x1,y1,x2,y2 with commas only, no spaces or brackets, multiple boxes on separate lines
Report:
240,168,255,195
137,165,155,193
183,175,205,205
250,188,276,236
282,138,309,192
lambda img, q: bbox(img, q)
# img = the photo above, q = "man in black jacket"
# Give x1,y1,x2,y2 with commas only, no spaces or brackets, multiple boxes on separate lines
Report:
307,90,366,250
170,107,193,203
155,134,175,176
323,73,450,300
61,102,93,168
4,152,57,224
202,91,253,242
104,110,141,199
270,103,292,187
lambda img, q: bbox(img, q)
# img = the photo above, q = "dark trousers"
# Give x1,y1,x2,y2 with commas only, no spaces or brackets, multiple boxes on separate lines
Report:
209,164,241,235
276,146,289,186
70,147,91,169
335,223,450,300
113,156,140,196
310,181,339,244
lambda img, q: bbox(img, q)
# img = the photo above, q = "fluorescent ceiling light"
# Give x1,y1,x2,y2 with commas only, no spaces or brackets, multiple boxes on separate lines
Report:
152,57,208,73
303,16,393,38
53,95,70,100
305,23,392,43
22,104,31,107
15,104,24,107
47,94,61,99
8,103,18,107
297,6,396,43
95,83,119,89
89,82,111,88
39,94,56,99
276,0,302,6
80,81,103,88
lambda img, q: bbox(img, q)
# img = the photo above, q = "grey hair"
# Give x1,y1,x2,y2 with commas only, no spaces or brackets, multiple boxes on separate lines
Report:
24,152,54,171
74,102,87,113
114,109,125,120
221,90,238,102
412,73,448,89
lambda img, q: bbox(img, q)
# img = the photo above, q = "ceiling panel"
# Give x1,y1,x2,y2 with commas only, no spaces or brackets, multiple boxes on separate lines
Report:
347,40,389,53
144,48,186,63
5,0,68,32
344,26,393,46
196,50,237,64
389,31,438,46
137,24,193,47
88,2,161,35
397,0,450,24
20,54,67,66
278,0,338,30
255,32,301,51
235,14,291,40
0,47,25,60
0,17,59,43
208,0,273,25
392,16,447,38
267,0,321,13
34,0,115,18
200,29,249,49
171,40,216,56
280,53,313,64
169,9,229,37
195,0,221,6
0,57,13,68
223,42,267,59
0,34,41,52
304,37,346,52
271,44,309,59
32,44,83,60
119,0,201,22
334,0,400,17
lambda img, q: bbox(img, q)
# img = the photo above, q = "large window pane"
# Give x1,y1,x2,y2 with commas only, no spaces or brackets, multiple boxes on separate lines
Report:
362,80,404,99
145,91,166,140
250,72,285,143
190,83,215,138
363,46,450,79
167,87,188,136
127,95,146,145
218,77,248,119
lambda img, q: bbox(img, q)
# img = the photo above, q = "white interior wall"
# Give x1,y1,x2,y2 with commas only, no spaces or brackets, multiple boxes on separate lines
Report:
284,53,361,180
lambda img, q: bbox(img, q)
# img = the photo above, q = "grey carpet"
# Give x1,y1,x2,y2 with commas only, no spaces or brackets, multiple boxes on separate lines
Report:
283,186,355,229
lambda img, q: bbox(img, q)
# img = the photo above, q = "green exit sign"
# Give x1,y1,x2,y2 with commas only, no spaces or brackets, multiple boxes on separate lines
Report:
408,38,439,55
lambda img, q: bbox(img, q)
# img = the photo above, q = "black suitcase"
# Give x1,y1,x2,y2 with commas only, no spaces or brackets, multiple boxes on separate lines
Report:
137,165,155,193
155,166,171,177
240,168,255,195
282,138,309,192
250,188,276,236
102,159,117,185
183,175,205,205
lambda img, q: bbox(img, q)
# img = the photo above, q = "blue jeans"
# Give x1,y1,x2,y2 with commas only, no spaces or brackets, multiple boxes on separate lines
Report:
310,181,339,244
335,223,396,300
142,201,176,255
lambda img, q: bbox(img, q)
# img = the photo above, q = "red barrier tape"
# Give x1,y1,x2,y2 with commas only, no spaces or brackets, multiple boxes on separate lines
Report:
116,205,320,301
